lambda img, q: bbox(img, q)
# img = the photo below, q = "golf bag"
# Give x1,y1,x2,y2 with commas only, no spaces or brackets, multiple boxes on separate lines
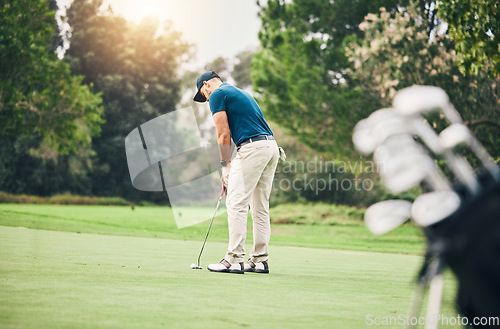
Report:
422,173,500,328
353,85,500,328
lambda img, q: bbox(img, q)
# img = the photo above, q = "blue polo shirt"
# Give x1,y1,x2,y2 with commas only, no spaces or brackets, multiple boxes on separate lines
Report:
208,83,273,146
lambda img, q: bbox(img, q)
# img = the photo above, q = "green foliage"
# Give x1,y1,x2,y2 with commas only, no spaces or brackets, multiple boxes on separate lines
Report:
0,136,96,196
193,50,255,90
0,0,104,155
346,5,459,103
252,0,409,161
252,42,376,160
64,0,190,200
346,3,500,161
0,0,189,201
0,191,131,206
437,0,499,77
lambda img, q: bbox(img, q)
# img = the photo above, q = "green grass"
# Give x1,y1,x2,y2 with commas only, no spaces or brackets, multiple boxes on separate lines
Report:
0,204,460,328
0,203,425,254
0,226,459,329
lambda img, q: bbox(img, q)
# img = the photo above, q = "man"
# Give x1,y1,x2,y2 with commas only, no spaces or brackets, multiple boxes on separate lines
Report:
194,71,280,274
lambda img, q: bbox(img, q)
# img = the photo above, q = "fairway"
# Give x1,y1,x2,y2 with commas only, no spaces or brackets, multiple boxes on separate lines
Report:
0,204,426,254
1,223,459,329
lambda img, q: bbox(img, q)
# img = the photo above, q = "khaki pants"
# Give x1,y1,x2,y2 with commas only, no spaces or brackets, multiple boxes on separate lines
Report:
225,139,279,264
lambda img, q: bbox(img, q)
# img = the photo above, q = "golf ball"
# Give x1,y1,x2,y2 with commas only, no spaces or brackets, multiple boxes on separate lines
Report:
190,263,197,269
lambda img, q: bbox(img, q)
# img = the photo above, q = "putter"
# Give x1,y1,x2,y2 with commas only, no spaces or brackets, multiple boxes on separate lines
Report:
364,200,412,235
191,186,226,270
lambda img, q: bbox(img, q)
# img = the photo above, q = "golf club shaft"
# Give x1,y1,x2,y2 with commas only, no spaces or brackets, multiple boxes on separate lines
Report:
467,133,500,180
443,153,480,195
197,187,226,267
425,274,444,329
414,118,480,194
406,281,426,329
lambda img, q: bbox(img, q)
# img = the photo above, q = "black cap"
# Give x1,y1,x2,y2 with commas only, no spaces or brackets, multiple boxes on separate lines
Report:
193,71,220,102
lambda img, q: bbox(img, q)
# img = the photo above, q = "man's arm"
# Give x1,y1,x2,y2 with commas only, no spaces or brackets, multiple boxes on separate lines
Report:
213,111,231,163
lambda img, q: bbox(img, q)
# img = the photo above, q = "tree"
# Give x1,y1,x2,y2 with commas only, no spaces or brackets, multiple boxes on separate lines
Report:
346,3,500,160
252,0,411,160
0,0,103,155
437,0,499,77
64,0,190,200
233,50,254,89
0,0,105,197
253,0,499,161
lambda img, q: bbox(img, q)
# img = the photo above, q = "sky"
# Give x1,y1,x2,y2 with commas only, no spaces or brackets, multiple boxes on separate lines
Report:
58,0,262,70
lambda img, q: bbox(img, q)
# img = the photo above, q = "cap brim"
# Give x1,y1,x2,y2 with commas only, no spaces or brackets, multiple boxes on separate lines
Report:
193,89,206,102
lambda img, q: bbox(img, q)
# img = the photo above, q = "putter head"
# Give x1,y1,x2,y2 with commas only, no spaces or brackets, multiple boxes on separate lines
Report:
365,200,412,235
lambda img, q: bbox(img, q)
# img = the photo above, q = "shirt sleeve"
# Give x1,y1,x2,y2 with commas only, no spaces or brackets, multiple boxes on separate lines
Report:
208,89,226,115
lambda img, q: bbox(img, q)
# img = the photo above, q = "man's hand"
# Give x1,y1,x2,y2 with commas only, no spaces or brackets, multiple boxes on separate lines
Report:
222,163,231,187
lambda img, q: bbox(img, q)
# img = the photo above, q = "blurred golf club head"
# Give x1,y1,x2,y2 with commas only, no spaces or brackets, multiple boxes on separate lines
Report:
374,135,450,192
353,108,417,154
381,152,435,193
411,191,461,227
393,85,462,124
353,118,378,154
355,85,496,235
365,200,412,235
374,134,425,164
354,107,445,156
353,108,396,154
375,137,452,192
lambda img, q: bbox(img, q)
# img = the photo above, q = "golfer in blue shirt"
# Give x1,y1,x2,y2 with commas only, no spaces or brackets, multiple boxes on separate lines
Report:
194,71,279,274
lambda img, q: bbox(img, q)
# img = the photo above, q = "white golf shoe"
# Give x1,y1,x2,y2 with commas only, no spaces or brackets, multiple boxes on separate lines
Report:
243,259,269,273
207,259,244,274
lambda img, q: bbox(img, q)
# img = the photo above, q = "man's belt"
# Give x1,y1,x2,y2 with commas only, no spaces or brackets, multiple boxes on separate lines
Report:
237,135,274,148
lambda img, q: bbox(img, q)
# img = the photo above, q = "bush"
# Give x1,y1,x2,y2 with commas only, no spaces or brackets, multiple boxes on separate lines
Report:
270,203,365,226
0,191,132,206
